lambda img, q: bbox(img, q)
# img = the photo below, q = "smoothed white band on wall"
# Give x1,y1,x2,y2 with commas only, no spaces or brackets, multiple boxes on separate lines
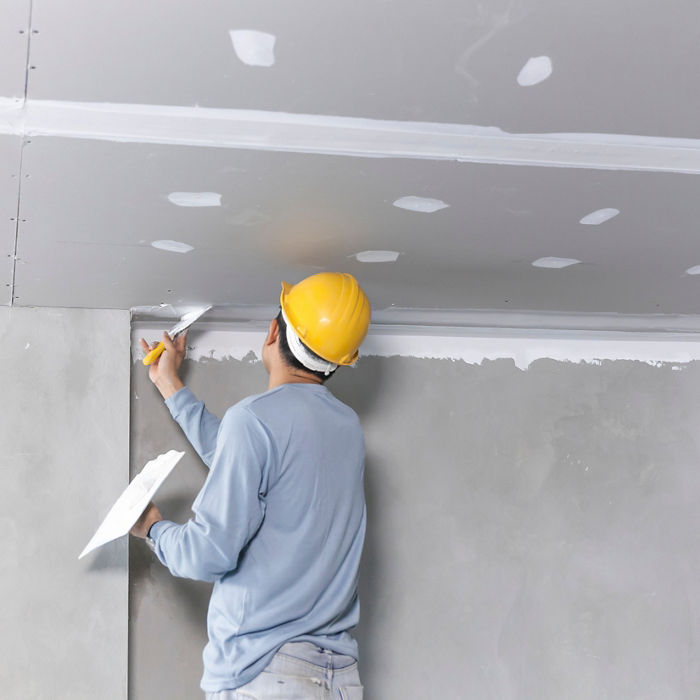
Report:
132,326,700,372
4,97,700,174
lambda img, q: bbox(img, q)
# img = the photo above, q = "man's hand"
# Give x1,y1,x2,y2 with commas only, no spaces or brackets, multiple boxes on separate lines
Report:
140,331,187,399
130,502,163,539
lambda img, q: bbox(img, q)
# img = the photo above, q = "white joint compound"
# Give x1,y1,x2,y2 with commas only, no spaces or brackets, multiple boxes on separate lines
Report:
4,98,700,174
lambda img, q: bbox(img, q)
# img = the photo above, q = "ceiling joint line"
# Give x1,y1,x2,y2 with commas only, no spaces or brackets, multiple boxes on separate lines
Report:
3,99,700,174
22,0,34,100
9,140,27,307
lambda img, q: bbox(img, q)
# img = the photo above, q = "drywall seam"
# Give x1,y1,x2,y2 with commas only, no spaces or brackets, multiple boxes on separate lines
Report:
21,0,34,98
9,140,26,306
6,2,33,307
2,98,700,173
131,326,700,371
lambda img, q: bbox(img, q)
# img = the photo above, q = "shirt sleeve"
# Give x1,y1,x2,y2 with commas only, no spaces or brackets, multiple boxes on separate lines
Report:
150,404,274,582
165,387,221,468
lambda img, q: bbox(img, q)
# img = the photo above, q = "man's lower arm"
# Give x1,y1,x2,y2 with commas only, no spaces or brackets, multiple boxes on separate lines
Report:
155,374,184,400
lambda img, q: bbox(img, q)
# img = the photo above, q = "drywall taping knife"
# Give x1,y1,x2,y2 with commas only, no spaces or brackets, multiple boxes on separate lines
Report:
142,305,212,366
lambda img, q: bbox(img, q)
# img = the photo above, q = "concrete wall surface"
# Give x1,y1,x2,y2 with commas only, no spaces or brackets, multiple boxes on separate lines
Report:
130,331,700,700
0,307,130,699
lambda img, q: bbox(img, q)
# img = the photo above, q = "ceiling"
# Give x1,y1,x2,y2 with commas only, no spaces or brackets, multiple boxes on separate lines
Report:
3,0,700,329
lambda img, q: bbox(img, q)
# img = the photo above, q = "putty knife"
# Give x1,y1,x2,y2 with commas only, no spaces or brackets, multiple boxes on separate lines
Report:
142,305,212,365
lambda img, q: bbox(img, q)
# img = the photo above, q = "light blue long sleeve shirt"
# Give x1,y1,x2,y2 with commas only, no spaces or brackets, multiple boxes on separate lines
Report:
149,384,366,692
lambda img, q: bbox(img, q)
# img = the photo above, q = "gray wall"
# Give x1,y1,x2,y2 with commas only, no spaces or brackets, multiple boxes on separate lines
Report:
130,344,700,700
0,307,130,699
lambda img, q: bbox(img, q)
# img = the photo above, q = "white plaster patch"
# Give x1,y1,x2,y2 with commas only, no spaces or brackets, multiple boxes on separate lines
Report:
532,257,581,269
686,265,700,275
393,196,449,213
579,208,620,225
167,192,222,207
151,240,194,254
229,30,276,67
517,56,553,86
353,250,401,263
133,328,267,364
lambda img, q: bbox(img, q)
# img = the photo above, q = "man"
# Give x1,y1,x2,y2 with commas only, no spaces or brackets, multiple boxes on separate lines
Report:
132,272,371,699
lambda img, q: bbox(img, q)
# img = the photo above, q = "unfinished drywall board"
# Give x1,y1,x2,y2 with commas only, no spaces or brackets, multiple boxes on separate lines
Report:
25,0,700,138
129,347,268,699
0,0,30,99
0,135,21,305
129,328,700,699
0,307,130,700
14,134,700,316
348,356,700,699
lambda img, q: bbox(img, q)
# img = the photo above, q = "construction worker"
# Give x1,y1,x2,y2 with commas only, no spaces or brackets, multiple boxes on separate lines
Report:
132,272,371,699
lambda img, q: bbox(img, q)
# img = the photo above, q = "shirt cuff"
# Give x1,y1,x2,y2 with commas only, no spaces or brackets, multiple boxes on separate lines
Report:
148,519,173,542
164,386,196,419
147,519,177,565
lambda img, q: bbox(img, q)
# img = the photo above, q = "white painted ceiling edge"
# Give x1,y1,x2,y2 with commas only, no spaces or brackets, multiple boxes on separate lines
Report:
3,98,700,174
131,304,700,335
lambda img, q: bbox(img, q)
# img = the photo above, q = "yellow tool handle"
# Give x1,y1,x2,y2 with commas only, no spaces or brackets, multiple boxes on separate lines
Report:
142,341,165,366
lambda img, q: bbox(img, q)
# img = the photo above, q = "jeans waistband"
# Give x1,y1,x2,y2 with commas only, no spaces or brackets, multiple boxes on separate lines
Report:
277,641,357,670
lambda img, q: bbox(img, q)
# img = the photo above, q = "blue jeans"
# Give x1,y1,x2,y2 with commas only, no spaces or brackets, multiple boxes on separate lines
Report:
205,642,363,699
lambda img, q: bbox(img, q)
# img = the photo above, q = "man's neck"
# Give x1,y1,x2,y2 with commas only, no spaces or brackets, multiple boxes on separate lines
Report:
267,368,323,390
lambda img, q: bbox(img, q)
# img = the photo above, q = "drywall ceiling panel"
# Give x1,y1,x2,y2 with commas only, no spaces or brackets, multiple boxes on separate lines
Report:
0,0,30,99
0,136,21,306
26,0,700,138
14,136,700,314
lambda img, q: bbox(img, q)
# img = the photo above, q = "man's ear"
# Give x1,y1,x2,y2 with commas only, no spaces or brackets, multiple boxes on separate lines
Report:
265,318,279,346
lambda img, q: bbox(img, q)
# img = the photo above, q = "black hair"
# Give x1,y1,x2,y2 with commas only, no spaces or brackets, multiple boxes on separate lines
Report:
276,310,336,383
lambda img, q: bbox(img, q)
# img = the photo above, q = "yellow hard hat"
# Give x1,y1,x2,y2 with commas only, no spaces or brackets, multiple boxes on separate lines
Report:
280,272,371,365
